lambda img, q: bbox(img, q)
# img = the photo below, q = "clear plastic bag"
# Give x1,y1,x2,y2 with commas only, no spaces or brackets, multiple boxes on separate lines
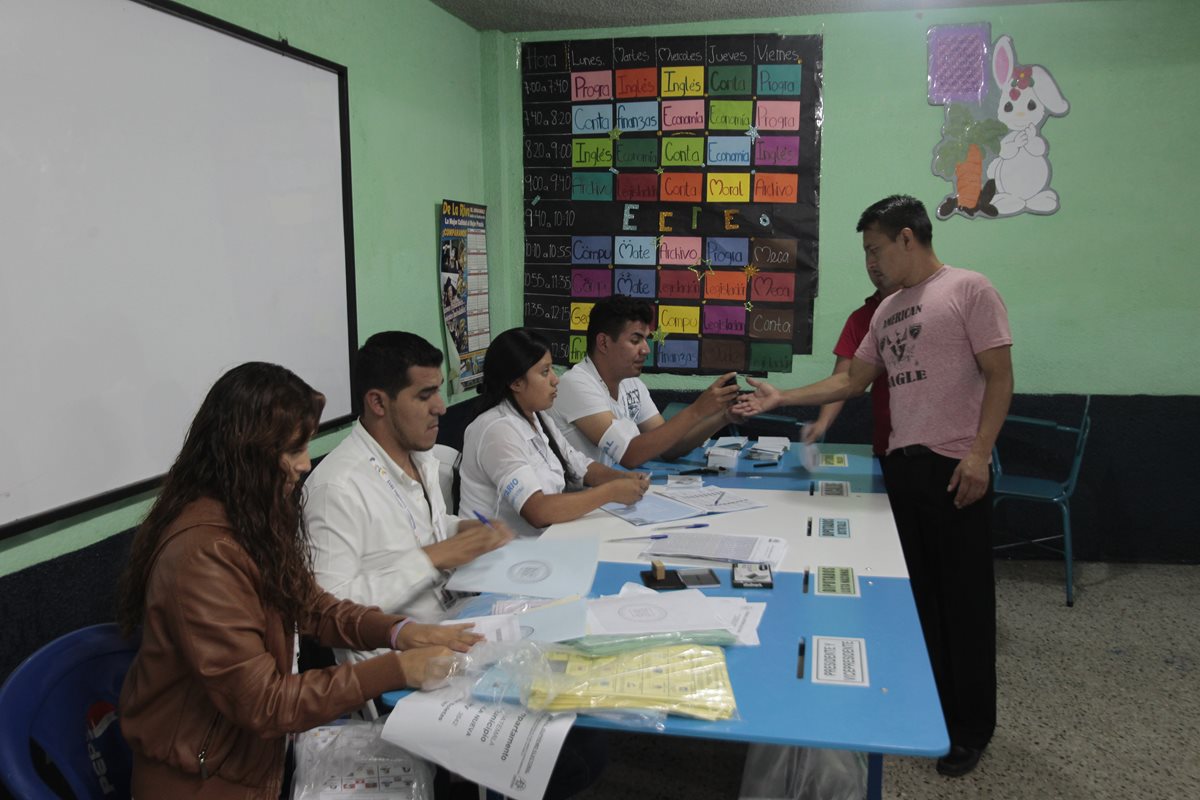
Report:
460,640,738,723
565,629,737,656
291,718,434,799
738,744,867,800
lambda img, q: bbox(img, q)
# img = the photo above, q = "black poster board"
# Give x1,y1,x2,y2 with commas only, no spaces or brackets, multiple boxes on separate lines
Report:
521,34,823,374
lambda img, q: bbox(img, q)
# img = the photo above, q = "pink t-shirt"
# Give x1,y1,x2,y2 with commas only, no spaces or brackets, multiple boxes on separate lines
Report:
855,266,1012,459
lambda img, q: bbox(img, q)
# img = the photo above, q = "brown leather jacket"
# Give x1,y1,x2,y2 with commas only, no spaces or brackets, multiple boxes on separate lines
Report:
119,498,408,798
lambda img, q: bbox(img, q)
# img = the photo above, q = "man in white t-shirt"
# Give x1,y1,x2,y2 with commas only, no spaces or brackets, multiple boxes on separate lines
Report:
734,195,1013,778
304,332,513,664
549,295,742,468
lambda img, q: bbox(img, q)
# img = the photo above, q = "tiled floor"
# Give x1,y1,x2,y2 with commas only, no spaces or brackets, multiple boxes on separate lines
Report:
573,560,1200,799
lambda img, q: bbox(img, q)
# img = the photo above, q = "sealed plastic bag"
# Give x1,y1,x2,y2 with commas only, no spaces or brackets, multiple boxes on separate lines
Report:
738,744,866,800
291,718,433,799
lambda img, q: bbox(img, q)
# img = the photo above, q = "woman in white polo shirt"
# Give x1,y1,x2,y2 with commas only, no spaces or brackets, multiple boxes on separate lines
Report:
460,328,648,537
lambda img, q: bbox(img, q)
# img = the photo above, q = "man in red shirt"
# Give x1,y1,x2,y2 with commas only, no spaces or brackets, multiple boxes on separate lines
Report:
804,263,900,455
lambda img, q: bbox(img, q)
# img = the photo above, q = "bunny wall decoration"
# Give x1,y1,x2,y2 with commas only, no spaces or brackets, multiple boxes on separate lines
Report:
930,32,1069,219
986,35,1069,214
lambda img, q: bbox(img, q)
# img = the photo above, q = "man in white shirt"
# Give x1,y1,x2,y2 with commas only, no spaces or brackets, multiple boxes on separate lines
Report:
305,331,513,664
549,295,742,468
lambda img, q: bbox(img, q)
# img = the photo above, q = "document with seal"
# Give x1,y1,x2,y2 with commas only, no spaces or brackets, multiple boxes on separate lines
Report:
382,688,575,800
445,538,598,598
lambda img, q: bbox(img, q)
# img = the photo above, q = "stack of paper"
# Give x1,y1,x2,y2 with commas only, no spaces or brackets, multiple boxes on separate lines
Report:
587,584,765,645
526,644,738,721
604,487,765,526
746,436,790,462
641,530,788,568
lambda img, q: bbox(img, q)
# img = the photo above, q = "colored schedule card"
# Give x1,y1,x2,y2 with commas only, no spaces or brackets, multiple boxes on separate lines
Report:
814,566,859,597
819,453,849,468
811,636,870,687
818,480,851,497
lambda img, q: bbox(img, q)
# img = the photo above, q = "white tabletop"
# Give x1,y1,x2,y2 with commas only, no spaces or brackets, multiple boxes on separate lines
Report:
540,487,909,578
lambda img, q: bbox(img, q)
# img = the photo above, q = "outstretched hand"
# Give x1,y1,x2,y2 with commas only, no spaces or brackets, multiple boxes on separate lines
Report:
394,621,482,653
732,377,780,418
424,520,514,570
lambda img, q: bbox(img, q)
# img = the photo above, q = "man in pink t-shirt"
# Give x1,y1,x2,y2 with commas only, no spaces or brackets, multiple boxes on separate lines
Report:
804,263,899,456
734,195,1013,778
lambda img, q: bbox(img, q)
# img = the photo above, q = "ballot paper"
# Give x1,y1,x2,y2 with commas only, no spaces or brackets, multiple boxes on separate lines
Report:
381,689,575,800
661,486,766,514
601,491,707,526
445,539,598,598
441,614,523,643
710,435,749,450
587,589,738,635
641,531,788,567
512,598,589,642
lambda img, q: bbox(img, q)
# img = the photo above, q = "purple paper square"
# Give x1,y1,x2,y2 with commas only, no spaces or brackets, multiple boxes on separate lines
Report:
927,24,990,105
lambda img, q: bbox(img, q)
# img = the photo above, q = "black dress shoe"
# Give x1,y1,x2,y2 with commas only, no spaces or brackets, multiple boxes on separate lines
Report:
936,744,983,777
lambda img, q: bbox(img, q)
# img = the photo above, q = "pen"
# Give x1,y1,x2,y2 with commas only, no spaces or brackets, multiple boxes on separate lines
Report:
809,480,815,496
472,510,496,528
753,461,775,468
803,566,810,594
806,517,812,537
653,523,710,531
797,638,806,679
606,534,669,542
680,467,718,476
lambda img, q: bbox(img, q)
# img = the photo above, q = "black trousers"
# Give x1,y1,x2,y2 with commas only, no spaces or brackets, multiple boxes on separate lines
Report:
882,450,996,751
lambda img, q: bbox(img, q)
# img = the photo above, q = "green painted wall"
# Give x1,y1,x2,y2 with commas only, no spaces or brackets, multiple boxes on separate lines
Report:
0,0,486,576
5,0,1198,576
487,0,1200,396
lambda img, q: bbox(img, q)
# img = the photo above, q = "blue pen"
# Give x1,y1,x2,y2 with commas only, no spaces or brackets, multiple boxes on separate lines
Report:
472,510,496,528
652,523,710,531
606,533,669,542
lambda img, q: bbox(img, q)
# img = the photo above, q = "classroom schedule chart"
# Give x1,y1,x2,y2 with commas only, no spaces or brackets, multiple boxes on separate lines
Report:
521,35,824,374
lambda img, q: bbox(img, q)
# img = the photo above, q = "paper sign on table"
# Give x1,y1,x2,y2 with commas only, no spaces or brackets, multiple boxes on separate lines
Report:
819,453,849,468
818,480,851,497
814,566,859,597
810,636,870,687
817,517,851,539
381,689,575,800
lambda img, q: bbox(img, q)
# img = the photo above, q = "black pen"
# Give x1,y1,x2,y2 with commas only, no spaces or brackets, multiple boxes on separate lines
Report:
809,480,815,496
753,461,775,469
806,517,812,537
797,637,806,679
803,566,810,594
680,467,717,475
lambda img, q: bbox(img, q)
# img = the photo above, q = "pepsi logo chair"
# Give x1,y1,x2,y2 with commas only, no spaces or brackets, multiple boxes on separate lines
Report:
0,623,140,799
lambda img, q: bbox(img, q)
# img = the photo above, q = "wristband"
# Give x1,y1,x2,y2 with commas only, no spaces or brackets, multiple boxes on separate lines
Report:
389,618,413,650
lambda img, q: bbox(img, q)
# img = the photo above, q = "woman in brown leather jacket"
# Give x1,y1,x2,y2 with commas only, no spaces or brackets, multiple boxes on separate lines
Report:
117,362,480,798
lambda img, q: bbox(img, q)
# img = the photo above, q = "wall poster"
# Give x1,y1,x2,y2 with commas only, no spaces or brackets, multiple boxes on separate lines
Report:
438,199,490,390
520,35,823,375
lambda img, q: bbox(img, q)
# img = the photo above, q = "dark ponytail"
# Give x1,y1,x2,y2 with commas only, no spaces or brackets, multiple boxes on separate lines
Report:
474,328,577,485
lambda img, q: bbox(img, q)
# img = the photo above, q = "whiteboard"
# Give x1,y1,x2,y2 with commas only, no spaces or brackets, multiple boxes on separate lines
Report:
0,0,355,533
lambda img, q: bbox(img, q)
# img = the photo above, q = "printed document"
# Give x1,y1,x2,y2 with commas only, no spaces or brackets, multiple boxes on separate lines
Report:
641,531,788,567
381,689,575,800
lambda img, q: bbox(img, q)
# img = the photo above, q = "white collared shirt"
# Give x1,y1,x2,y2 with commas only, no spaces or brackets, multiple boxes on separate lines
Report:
548,356,659,466
304,421,458,663
459,400,593,538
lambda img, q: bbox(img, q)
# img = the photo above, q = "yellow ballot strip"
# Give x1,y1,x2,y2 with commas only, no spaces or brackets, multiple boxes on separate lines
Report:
527,645,737,721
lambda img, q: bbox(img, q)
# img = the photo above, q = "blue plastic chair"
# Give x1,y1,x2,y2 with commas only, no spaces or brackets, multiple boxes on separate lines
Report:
0,623,140,799
992,396,1092,607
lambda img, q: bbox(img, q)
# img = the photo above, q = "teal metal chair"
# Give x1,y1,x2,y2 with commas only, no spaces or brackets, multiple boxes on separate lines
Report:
992,396,1091,606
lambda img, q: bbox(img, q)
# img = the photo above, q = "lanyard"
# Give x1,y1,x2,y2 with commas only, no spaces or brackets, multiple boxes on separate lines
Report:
368,455,420,530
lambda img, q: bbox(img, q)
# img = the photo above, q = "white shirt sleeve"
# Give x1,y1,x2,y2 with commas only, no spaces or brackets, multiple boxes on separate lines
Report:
598,418,641,465
476,420,549,513
305,480,440,614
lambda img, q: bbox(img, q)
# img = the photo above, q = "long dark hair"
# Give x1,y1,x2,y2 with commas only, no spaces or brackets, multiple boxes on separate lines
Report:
117,362,325,635
476,328,576,484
